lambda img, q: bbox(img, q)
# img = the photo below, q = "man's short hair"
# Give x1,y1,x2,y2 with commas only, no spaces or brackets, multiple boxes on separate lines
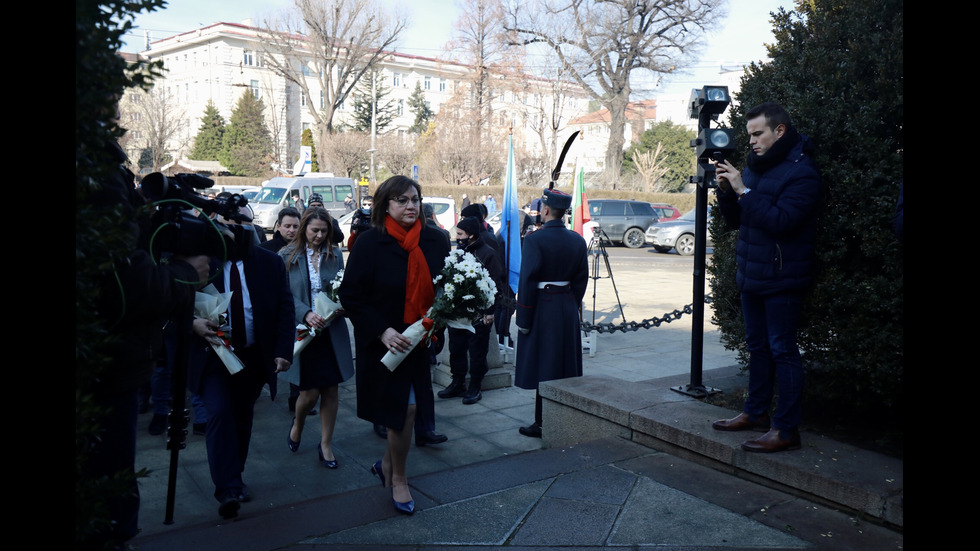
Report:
422,203,435,219
277,206,301,225
746,102,793,132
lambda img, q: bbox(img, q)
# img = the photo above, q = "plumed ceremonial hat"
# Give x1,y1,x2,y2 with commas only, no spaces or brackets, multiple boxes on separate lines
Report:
456,216,483,237
460,203,485,219
541,189,572,210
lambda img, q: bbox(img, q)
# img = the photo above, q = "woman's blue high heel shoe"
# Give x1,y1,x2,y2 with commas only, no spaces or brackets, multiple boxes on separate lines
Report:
287,417,300,453
318,443,338,469
392,485,415,515
370,459,385,487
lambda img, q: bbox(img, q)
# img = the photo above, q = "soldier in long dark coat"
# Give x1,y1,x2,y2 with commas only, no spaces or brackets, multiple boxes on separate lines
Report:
514,189,588,438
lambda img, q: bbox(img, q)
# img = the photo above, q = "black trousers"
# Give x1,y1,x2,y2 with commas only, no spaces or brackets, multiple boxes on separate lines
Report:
447,323,492,384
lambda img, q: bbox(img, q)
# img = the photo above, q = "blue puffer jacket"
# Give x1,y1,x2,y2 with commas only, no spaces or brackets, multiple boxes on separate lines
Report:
718,133,821,296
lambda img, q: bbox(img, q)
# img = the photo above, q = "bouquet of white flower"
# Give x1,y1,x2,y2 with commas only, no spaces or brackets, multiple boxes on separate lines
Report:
194,284,245,375
294,270,345,357
381,250,497,371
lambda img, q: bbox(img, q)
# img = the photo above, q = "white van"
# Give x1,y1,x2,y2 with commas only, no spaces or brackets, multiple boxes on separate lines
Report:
250,174,355,232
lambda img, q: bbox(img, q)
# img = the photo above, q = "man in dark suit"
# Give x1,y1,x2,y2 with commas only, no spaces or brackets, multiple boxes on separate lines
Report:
188,208,295,519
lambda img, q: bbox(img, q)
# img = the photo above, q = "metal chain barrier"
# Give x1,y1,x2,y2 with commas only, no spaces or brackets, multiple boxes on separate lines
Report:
580,294,713,334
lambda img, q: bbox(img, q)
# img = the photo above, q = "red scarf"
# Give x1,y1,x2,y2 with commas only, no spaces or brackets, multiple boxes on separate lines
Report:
385,215,434,324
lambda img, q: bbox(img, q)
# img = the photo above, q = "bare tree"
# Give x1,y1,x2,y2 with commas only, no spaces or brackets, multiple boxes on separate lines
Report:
518,52,580,162
429,89,508,185
260,0,407,171
448,0,524,163
505,0,724,183
322,130,371,178
260,74,289,172
513,142,549,187
118,85,188,172
631,142,670,192
376,133,417,177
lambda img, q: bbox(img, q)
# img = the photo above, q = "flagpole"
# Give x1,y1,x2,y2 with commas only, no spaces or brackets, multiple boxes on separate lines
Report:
505,128,511,288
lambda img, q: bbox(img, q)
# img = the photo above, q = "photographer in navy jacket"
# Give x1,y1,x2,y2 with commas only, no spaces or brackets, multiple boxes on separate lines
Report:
712,102,821,453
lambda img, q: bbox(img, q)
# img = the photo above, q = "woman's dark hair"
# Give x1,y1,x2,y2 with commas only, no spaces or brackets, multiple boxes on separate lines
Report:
371,175,422,231
284,206,334,266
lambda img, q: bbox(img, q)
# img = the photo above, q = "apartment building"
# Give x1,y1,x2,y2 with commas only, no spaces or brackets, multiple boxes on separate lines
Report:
129,21,589,176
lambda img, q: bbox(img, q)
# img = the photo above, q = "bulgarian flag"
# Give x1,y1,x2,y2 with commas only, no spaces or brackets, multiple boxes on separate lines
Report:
571,167,590,235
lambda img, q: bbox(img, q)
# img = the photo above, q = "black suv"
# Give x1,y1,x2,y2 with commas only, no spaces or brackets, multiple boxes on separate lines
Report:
587,199,660,248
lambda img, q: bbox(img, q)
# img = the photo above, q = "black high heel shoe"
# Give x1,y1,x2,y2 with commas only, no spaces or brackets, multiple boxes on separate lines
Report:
370,459,386,487
317,443,338,469
287,417,300,452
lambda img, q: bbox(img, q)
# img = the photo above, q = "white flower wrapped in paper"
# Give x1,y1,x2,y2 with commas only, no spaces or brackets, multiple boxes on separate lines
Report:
294,271,345,356
381,251,496,372
194,284,245,375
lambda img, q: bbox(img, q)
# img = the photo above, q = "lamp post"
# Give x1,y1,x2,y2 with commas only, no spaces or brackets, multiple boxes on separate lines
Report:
672,86,735,398
370,71,377,186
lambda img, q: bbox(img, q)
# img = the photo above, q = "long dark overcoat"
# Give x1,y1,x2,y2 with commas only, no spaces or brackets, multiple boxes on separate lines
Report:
513,219,588,390
338,224,450,429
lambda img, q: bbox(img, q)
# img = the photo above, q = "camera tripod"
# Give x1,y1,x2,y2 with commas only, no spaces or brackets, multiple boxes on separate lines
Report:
586,226,625,328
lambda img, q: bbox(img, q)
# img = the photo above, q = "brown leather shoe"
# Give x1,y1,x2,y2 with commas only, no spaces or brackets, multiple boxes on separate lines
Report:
741,428,801,453
711,412,771,432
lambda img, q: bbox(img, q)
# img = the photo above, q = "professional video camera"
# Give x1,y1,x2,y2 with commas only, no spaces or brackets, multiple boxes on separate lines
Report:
351,206,372,235
139,172,255,261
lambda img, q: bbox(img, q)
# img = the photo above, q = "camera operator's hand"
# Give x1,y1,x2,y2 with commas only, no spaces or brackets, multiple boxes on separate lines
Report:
274,357,290,373
715,160,745,195
173,254,211,287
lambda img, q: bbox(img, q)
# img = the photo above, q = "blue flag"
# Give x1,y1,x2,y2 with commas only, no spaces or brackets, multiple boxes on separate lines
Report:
501,134,521,293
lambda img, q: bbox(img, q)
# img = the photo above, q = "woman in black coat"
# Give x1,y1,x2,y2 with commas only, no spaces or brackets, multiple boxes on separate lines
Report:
338,176,449,515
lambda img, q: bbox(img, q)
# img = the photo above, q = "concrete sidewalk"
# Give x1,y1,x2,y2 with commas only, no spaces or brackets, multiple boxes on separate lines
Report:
130,252,903,550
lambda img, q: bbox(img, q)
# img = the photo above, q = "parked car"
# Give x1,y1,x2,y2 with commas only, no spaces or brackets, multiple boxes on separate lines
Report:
587,199,660,248
336,196,457,250
645,209,714,256
650,203,681,222
336,209,357,249
251,174,356,233
423,196,457,234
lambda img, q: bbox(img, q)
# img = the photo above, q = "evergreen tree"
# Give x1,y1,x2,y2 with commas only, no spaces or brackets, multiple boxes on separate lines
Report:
77,0,167,545
708,0,903,416
623,121,696,192
220,90,272,177
301,128,319,173
349,73,397,133
407,81,433,134
190,100,226,160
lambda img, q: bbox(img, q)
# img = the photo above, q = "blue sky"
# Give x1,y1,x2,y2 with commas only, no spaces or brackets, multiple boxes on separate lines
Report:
120,0,789,98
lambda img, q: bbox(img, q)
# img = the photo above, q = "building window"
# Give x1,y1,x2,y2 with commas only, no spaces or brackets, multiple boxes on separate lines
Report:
439,78,446,92
250,80,259,99
243,50,254,66
302,64,312,76
393,72,401,87
301,91,306,107
321,90,325,109
424,76,431,90
397,99,404,116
